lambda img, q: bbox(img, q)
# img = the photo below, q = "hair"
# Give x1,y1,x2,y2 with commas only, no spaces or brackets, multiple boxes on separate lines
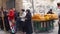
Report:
21,9,25,12
26,9,30,13
50,9,52,11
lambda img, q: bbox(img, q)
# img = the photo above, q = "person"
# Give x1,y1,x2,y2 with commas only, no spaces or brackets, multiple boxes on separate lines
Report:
47,9,54,30
47,9,54,14
25,9,33,34
0,7,4,30
20,9,26,34
58,16,60,34
13,8,19,31
13,8,19,21
3,8,10,31
8,8,16,34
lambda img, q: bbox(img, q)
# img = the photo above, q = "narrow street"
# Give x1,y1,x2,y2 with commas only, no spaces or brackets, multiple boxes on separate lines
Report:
0,20,58,34
0,27,58,34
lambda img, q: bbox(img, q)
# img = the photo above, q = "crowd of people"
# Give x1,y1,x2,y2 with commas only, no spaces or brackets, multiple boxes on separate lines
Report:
0,6,60,34
0,7,33,34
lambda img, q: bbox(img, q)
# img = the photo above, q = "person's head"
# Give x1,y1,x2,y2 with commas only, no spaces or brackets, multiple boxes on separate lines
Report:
49,9,52,12
9,8,14,12
1,7,3,11
50,9,52,11
12,8,15,11
26,9,30,14
59,15,60,20
21,9,25,12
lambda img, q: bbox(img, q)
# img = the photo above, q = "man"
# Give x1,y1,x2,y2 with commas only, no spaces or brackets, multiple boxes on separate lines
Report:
0,7,4,30
3,8,10,31
47,9,55,29
13,8,19,31
47,9,54,14
58,9,60,34
13,8,19,21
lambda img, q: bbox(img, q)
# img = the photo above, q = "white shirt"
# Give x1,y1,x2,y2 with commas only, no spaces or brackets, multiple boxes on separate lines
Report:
20,12,26,21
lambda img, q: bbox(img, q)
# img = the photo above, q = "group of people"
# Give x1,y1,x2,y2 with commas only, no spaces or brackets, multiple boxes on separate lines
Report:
1,7,60,34
0,7,33,34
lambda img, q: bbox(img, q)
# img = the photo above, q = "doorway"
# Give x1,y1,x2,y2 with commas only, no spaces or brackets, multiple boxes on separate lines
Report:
6,0,15,9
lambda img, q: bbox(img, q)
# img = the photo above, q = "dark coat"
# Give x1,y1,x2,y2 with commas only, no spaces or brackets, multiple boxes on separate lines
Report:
3,11,10,31
58,20,60,34
14,11,19,21
14,11,20,30
47,11,54,14
25,13,33,33
0,12,3,30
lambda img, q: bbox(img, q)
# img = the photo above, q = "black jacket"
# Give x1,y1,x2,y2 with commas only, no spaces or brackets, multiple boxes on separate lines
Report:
25,13,33,33
47,11,54,14
14,11,19,20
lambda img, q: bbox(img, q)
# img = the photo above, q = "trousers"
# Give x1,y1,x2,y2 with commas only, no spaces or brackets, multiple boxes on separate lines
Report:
58,24,60,34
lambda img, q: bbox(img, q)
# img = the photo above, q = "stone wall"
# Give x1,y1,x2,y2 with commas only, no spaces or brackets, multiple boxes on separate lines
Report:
15,0,23,15
3,0,7,8
0,0,23,14
0,0,2,7
15,0,23,11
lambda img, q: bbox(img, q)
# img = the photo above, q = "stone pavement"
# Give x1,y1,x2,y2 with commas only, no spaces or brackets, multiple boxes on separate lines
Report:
0,27,58,34
0,20,58,34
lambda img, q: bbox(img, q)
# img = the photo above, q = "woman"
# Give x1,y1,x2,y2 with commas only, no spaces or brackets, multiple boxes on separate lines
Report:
8,9,16,34
20,9,26,34
25,9,33,34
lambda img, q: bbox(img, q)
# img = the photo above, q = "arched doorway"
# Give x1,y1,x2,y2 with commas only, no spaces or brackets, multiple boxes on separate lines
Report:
6,0,15,9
